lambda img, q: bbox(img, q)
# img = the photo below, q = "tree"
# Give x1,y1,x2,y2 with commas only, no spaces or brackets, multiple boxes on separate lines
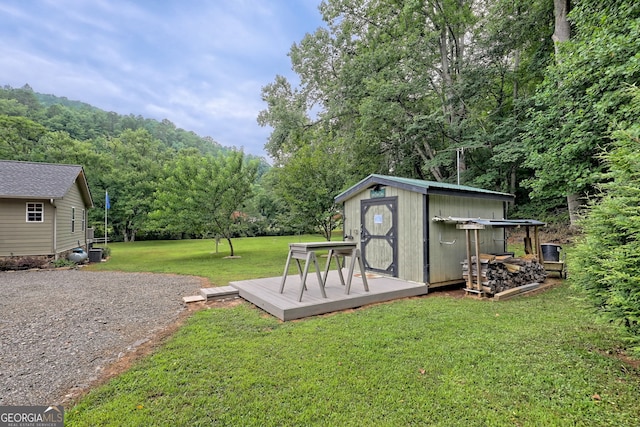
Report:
570,122,640,352
0,115,47,160
271,136,348,240
257,75,312,164
151,150,258,256
103,129,169,242
455,0,553,197
259,0,554,206
524,1,640,224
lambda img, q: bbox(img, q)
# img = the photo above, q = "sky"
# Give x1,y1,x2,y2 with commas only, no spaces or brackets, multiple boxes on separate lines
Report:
0,0,325,159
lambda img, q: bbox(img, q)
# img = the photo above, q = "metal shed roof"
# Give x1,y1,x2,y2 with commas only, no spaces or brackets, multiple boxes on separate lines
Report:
0,160,94,207
335,174,514,203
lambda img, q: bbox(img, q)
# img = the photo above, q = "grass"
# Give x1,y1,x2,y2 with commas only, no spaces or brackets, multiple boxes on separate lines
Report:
87,234,330,285
69,236,640,426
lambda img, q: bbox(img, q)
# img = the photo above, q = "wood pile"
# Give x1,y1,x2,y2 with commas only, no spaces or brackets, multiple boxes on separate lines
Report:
462,254,547,295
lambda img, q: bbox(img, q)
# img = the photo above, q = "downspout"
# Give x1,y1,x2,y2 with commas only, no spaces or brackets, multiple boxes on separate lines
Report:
50,199,57,260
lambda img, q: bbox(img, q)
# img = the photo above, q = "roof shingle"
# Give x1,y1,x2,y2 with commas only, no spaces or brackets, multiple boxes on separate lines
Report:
0,160,85,199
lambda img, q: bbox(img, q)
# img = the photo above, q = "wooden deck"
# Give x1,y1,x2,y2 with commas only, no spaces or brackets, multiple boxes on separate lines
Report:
230,270,428,321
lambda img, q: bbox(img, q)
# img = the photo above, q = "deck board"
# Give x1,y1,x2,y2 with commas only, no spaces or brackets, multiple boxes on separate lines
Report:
231,269,428,321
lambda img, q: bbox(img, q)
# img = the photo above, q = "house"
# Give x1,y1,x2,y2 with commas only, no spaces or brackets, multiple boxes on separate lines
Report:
334,174,515,288
0,160,94,260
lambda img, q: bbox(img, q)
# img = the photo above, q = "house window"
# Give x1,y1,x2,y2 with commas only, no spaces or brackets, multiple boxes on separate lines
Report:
71,207,76,232
82,209,86,231
26,202,44,222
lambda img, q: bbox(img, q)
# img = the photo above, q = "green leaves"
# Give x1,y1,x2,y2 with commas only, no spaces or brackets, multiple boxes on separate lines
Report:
151,150,258,255
571,123,640,349
0,115,47,159
524,1,640,202
260,0,559,208
269,137,348,240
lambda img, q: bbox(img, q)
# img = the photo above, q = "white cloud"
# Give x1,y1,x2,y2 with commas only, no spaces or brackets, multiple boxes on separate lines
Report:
0,0,324,156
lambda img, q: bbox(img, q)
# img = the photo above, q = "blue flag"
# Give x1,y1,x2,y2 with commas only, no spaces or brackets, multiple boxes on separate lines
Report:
106,191,110,210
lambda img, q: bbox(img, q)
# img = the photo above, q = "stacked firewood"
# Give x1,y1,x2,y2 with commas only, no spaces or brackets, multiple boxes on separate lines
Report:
462,254,547,295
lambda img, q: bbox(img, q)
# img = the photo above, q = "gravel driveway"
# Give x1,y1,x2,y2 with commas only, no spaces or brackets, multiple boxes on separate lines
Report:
0,269,203,406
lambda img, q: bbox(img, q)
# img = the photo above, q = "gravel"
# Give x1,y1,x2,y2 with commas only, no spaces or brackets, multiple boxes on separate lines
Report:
0,269,202,406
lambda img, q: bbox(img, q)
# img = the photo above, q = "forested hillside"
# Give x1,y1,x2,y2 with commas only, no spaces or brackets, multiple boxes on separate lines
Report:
1,84,229,156
0,84,270,242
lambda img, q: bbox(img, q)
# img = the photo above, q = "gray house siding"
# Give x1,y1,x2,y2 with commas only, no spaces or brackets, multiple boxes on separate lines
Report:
55,181,88,253
0,199,55,256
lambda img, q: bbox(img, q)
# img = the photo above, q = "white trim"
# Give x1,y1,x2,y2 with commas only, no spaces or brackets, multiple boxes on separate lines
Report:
26,202,44,222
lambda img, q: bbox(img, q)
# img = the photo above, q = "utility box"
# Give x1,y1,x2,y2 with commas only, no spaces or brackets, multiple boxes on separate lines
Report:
89,248,103,263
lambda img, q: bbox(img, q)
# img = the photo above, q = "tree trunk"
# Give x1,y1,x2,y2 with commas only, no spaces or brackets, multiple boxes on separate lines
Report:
567,193,581,226
552,0,571,54
227,237,234,257
553,0,577,226
416,141,444,182
320,218,332,241
510,166,517,203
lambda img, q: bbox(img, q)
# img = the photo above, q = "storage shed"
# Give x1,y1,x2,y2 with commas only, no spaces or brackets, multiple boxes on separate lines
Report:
334,174,515,288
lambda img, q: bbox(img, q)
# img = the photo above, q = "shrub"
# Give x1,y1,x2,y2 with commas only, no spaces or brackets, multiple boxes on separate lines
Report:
99,246,111,258
570,125,640,352
0,256,47,271
52,258,77,268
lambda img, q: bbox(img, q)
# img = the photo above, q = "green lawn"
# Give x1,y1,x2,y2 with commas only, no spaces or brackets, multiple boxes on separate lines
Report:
70,237,640,426
87,234,329,285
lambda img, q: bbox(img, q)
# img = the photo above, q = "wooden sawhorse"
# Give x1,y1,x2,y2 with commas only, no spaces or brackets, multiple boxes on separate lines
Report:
280,242,369,302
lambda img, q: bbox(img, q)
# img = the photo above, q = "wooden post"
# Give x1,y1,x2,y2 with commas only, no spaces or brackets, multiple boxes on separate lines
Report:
458,223,485,293
524,226,532,254
474,228,481,291
534,226,542,261
465,229,473,290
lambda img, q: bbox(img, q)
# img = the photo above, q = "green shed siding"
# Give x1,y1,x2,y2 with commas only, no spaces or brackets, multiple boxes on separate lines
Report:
342,186,425,283
427,194,506,284
397,189,424,283
338,174,512,288
0,199,55,256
